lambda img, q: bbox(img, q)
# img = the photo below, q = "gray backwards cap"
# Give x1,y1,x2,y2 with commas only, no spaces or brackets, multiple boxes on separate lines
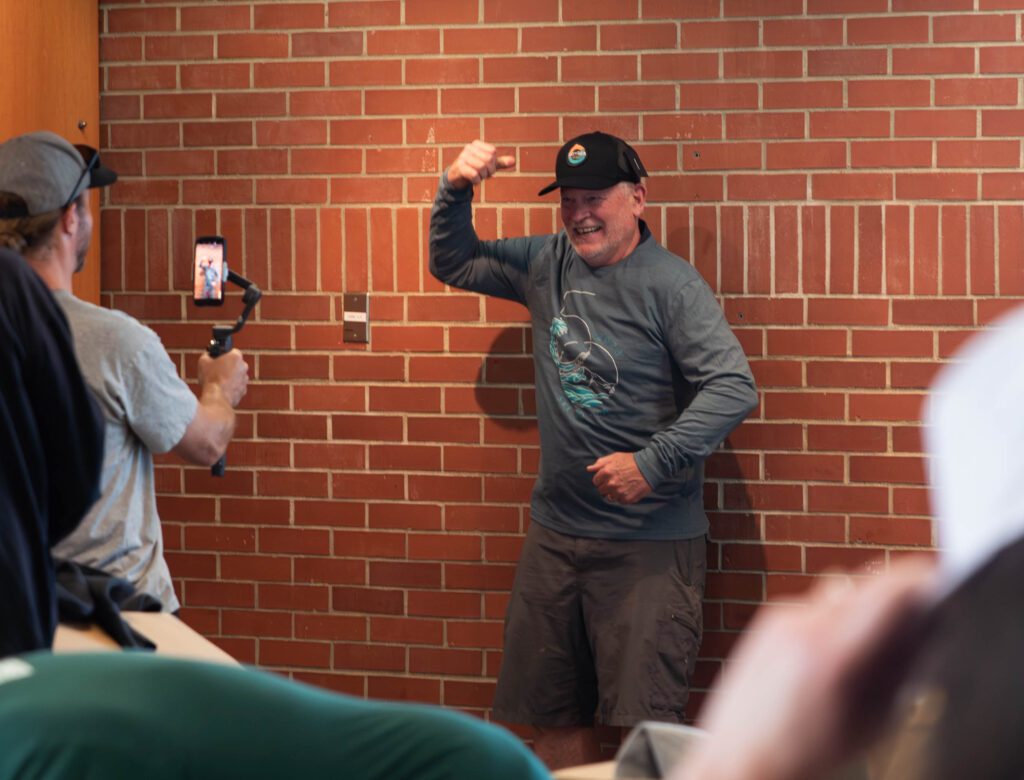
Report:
0,131,117,218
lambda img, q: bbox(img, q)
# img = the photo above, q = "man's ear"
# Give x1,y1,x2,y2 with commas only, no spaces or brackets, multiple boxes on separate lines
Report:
58,201,80,238
631,182,647,215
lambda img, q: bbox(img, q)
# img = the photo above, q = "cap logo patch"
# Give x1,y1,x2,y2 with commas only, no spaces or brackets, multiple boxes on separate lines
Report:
566,144,587,166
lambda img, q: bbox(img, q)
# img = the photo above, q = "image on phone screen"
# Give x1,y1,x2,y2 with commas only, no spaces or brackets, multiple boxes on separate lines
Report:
193,237,226,306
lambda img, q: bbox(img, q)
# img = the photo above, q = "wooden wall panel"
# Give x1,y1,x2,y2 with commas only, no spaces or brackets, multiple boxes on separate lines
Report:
0,2,101,303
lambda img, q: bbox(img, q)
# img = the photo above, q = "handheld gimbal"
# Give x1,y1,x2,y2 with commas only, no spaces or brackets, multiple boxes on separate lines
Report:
207,268,262,477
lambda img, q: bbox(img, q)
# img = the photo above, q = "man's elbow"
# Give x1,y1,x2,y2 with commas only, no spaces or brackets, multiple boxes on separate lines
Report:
172,408,234,466
743,380,759,416
736,378,759,422
192,437,228,467
173,433,227,467
710,374,759,422
427,246,447,284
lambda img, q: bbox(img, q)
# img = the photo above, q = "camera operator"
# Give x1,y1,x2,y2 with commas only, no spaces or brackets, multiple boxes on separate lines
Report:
0,131,249,614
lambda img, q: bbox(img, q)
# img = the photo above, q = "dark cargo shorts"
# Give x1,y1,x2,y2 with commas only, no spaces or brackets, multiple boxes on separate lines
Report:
492,522,706,728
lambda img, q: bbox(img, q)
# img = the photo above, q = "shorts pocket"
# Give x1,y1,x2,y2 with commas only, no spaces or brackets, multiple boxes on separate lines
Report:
649,608,700,717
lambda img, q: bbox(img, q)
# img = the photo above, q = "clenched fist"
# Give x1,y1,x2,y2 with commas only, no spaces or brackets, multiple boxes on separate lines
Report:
447,140,516,190
198,349,249,409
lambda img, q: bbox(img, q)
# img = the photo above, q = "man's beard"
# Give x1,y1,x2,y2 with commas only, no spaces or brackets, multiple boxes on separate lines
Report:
73,223,90,273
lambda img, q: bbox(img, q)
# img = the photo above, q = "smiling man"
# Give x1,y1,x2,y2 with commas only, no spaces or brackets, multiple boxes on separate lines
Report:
429,131,758,770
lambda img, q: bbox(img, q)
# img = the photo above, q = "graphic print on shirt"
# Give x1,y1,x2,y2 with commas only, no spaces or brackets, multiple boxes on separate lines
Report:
549,290,620,411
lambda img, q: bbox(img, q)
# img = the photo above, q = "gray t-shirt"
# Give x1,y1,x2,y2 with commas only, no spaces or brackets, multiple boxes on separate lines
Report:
430,177,758,540
50,291,197,610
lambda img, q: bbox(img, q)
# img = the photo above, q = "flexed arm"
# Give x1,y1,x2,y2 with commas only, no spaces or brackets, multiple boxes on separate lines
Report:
429,140,543,303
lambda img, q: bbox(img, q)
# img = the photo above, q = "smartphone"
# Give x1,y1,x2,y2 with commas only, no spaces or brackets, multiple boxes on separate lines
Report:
193,236,227,306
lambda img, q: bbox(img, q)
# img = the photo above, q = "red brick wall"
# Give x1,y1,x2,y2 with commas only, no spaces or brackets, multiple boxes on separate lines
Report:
97,1,1022,720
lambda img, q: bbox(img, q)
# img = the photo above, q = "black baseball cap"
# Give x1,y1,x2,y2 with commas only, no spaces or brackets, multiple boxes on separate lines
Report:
537,131,649,196
0,131,118,218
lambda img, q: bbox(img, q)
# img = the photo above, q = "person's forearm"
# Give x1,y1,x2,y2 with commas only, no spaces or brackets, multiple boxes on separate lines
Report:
635,372,758,488
197,383,236,459
173,384,236,466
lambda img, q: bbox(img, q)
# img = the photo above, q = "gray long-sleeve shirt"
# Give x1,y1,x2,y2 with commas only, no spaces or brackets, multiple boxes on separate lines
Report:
430,177,758,539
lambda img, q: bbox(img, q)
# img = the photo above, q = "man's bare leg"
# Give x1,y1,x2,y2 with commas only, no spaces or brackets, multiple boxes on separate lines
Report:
533,726,604,770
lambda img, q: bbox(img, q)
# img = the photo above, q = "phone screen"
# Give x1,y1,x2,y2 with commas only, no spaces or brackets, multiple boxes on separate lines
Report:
193,236,226,306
